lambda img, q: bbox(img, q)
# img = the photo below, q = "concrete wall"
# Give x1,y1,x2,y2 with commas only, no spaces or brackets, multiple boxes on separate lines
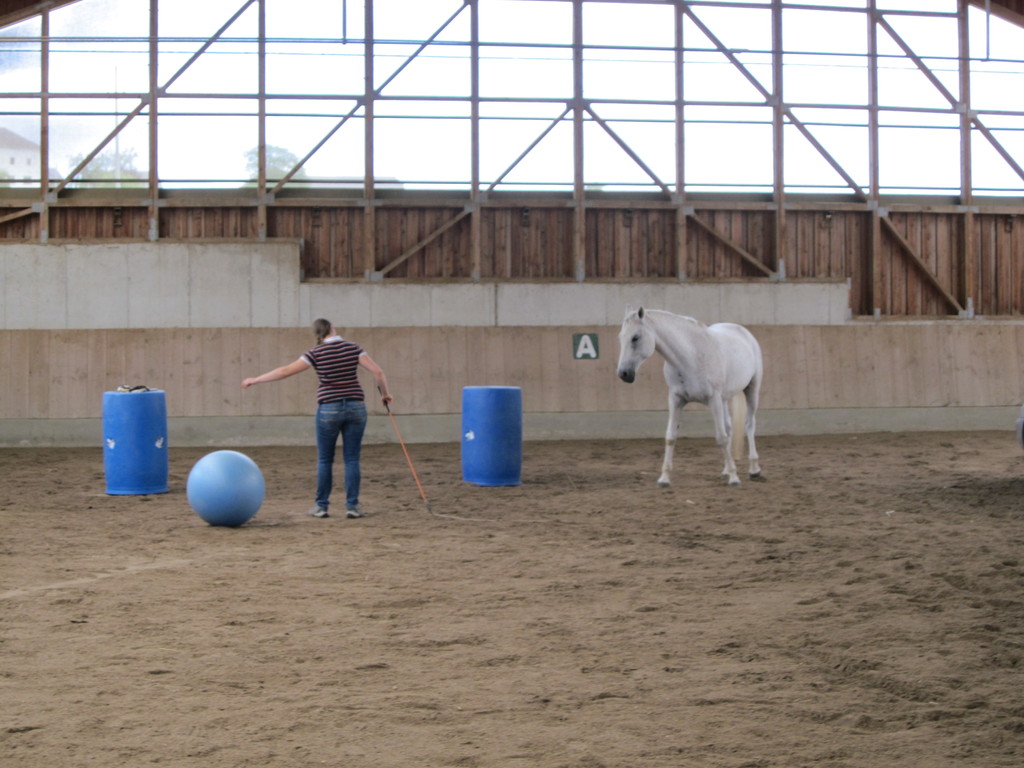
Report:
4,240,1017,448
2,241,850,331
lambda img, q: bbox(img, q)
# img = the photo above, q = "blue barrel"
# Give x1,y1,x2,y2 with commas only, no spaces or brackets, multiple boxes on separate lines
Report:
461,386,522,486
102,390,169,495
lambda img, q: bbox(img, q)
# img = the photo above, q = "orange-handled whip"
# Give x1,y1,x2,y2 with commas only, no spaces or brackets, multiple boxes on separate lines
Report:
380,390,430,513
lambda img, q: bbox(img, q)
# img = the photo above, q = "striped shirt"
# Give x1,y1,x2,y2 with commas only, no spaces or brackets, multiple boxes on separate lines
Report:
302,337,365,404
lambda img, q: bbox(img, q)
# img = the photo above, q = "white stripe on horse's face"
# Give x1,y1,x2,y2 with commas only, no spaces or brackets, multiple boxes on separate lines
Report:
616,310,655,383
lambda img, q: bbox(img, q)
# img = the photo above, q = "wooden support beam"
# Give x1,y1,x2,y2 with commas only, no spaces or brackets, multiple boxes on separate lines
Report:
572,0,585,282
880,215,964,314
674,1,687,280
688,212,775,278
469,0,481,281
868,0,882,315
0,208,36,227
959,0,976,315
378,208,471,278
772,0,786,279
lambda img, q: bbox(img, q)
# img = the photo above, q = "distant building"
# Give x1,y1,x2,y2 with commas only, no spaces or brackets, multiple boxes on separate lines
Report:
0,127,38,181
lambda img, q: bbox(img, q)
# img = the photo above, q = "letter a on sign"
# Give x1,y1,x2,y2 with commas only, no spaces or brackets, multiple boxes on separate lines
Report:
572,333,599,360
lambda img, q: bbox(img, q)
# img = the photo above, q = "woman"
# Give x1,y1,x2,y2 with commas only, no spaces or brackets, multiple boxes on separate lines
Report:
242,318,393,519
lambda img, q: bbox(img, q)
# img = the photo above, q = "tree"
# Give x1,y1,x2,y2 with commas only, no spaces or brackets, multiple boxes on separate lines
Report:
68,149,145,188
244,145,309,185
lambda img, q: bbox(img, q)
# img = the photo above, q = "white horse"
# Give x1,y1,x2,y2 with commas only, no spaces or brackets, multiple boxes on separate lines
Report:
616,306,763,486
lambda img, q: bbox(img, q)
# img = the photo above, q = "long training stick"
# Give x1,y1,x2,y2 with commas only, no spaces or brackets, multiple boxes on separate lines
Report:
381,394,430,513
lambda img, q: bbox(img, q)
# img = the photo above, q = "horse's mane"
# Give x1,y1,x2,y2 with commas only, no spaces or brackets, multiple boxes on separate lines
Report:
647,309,708,330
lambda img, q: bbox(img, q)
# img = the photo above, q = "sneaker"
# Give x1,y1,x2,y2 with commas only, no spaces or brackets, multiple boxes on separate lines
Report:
309,507,330,518
345,507,365,519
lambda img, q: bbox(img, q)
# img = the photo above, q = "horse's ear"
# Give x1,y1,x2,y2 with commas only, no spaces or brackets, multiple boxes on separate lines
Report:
637,306,645,319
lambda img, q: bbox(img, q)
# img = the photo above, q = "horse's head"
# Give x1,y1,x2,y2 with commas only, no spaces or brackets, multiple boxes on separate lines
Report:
617,306,656,384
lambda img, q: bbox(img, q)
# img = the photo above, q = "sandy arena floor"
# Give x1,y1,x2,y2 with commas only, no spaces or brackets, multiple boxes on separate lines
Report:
2,431,1024,767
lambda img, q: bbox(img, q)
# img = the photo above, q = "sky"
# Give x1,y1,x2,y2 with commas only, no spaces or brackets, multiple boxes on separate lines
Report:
0,0,1022,194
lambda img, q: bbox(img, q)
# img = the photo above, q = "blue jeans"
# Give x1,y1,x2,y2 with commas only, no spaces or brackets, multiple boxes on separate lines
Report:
315,400,367,512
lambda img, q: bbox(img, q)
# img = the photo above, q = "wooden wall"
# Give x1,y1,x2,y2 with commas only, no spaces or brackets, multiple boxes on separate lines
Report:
2,200,1022,316
4,324,1024,424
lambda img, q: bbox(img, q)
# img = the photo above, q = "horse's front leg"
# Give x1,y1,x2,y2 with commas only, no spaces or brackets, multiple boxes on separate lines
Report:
710,394,741,485
658,392,683,487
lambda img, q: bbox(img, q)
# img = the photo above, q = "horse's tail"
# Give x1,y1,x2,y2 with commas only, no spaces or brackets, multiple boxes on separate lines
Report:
729,393,746,460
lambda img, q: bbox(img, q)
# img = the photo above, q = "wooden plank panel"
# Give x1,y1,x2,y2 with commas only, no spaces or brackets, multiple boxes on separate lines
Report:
536,328,565,413
9,324,1024,422
2,331,29,418
25,329,51,418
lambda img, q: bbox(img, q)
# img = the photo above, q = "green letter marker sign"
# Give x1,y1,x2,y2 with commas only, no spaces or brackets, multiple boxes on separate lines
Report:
573,333,599,360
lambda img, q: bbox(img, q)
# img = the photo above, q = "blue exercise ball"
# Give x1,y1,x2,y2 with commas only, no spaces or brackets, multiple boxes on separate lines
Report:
187,450,265,527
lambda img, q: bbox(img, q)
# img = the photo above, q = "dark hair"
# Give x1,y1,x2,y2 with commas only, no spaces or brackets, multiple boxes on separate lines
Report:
313,318,332,345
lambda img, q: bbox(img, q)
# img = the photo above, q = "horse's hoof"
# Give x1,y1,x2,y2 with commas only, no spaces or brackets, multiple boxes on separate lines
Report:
727,478,741,486
750,471,764,480
657,480,671,488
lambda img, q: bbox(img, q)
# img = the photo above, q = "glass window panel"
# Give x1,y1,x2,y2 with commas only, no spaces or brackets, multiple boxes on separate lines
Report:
266,41,365,97
881,14,958,60
971,62,1024,114
877,63,956,109
784,54,868,106
878,109,957,128
158,95,256,116
879,125,960,191
583,50,675,101
374,99,467,118
49,0,148,37
373,0,468,42
785,122,869,191
805,0,865,8
969,10,1024,114
972,130,1024,195
158,0,258,39
584,3,674,48
485,118,574,190
480,1,571,46
374,116,468,187
784,9,867,56
0,115,40,186
50,41,149,94
479,45,572,99
270,115,366,182
158,115,255,187
0,98,41,117
50,112,149,185
968,5,1024,61
266,0,347,39
683,55,771,103
373,43,470,97
685,6,771,53
584,119,676,189
161,41,257,95
1,19,41,91
266,97,361,119
685,109,772,190
875,1,956,13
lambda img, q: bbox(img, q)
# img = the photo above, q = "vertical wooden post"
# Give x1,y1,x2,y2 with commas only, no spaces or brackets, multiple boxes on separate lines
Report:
148,0,159,241
469,0,481,281
39,10,50,242
771,0,786,280
868,0,882,317
674,0,687,281
363,0,377,279
572,0,585,282
256,0,268,241
958,0,976,317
